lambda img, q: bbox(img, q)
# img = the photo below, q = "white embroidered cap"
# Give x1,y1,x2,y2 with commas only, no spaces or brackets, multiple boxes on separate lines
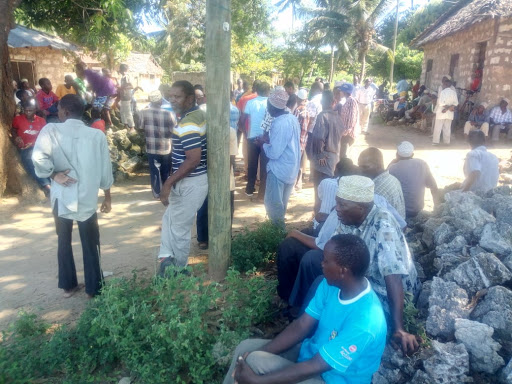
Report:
397,141,414,158
337,175,374,203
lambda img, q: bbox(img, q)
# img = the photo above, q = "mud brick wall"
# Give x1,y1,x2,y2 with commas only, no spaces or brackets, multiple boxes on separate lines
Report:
419,17,512,107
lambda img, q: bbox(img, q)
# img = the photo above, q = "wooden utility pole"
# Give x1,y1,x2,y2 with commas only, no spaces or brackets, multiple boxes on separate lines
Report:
389,0,399,88
206,0,231,280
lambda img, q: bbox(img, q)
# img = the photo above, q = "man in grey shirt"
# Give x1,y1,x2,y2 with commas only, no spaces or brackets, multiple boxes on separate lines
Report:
388,141,438,219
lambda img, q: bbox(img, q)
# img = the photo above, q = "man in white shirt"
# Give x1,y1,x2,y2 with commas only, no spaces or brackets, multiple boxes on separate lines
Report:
32,94,113,298
355,79,376,135
306,81,324,133
433,76,458,145
462,130,499,194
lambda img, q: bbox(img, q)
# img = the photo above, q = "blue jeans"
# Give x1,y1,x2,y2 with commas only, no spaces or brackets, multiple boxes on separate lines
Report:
20,147,50,188
264,171,294,228
147,153,172,198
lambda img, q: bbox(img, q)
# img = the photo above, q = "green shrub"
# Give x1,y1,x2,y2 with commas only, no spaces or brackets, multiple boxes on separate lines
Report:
231,221,287,272
0,270,278,383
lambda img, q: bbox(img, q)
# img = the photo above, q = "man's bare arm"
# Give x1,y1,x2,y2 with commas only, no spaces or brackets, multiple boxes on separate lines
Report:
235,353,330,384
385,274,419,355
286,230,319,250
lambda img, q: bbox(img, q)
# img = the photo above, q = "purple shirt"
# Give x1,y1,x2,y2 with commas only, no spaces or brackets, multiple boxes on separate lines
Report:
84,69,117,97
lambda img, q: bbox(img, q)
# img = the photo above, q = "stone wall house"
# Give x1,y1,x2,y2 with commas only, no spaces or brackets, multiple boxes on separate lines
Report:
8,25,77,91
120,52,163,93
411,0,512,107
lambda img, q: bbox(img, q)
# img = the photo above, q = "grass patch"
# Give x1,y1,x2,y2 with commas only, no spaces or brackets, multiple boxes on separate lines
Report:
0,269,277,383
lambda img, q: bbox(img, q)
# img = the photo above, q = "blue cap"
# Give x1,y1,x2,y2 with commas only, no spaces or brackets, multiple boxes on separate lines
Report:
339,83,354,95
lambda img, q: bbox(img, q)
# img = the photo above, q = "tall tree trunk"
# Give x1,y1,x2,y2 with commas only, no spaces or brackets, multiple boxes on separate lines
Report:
360,52,367,81
328,45,335,83
0,0,42,199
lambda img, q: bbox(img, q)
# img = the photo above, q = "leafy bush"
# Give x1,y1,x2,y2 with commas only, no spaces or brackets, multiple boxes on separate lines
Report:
0,270,277,383
231,221,287,272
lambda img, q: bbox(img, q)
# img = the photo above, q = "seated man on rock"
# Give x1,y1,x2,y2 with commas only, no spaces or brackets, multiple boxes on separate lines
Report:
461,130,499,194
285,175,420,356
278,172,406,312
463,102,489,138
224,234,387,384
489,97,512,141
358,147,405,219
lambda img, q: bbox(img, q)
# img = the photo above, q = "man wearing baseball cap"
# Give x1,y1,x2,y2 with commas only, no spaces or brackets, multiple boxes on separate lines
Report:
489,97,512,141
262,89,301,227
335,83,359,158
389,141,439,218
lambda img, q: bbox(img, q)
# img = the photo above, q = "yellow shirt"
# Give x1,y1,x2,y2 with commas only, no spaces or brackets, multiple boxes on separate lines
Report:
55,84,77,99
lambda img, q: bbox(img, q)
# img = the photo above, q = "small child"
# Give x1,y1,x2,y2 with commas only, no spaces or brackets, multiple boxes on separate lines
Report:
90,108,106,133
35,78,59,121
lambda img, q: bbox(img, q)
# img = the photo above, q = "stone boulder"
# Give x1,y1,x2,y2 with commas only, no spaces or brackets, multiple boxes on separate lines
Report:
500,358,512,384
406,370,431,383
471,286,512,344
421,218,445,248
444,253,512,296
479,222,512,257
454,318,504,374
119,156,142,173
442,191,495,240
427,277,470,338
113,129,132,150
423,340,471,383
433,222,456,246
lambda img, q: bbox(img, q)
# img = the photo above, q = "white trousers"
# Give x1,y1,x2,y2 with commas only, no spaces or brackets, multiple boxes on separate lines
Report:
158,173,208,266
359,103,371,133
464,121,489,136
433,119,452,144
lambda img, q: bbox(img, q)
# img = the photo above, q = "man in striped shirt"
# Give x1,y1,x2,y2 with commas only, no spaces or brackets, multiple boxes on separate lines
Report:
158,81,208,271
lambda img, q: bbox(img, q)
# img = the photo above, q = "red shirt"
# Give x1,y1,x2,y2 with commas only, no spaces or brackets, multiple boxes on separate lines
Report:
36,90,59,112
236,92,257,132
12,114,46,148
90,119,106,133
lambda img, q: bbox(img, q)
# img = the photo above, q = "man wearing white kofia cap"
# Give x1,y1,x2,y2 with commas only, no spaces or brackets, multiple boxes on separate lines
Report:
262,89,301,227
432,76,458,145
389,141,439,218
138,89,176,198
288,175,420,356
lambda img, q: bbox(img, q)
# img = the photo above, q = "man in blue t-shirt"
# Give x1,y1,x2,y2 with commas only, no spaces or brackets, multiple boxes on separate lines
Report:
223,234,387,384
243,82,270,196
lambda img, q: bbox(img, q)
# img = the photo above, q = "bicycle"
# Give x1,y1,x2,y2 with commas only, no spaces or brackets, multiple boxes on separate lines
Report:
456,88,478,126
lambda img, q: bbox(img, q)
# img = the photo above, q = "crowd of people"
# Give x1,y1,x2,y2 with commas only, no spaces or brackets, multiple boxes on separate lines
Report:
9,67,505,383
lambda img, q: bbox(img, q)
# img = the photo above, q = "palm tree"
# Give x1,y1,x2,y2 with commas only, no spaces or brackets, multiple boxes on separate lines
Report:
274,0,302,31
347,0,392,79
302,0,391,81
301,0,351,82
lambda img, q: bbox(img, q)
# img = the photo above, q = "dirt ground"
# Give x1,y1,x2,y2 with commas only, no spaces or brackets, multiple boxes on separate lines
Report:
1,118,511,330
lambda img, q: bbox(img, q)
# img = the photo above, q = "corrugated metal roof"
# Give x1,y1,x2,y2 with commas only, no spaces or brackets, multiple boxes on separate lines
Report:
8,25,77,51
